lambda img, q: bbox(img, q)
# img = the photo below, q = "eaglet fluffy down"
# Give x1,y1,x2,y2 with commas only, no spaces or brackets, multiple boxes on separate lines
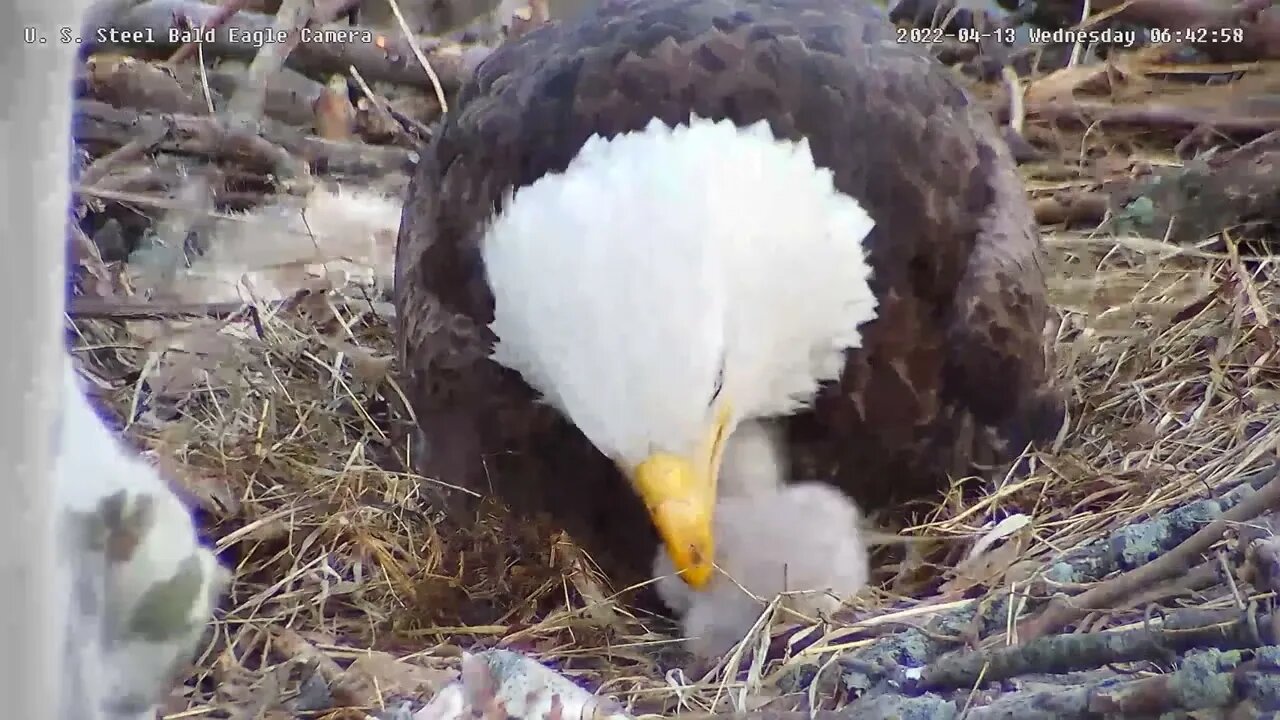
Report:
652,422,870,660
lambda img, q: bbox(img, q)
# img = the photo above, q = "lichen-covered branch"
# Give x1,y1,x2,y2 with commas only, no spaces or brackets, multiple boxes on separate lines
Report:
1018,465,1280,640
1105,130,1280,244
767,460,1280,718
922,606,1279,690
963,648,1280,719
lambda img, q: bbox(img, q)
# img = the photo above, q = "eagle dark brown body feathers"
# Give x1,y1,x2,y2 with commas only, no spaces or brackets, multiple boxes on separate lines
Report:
394,0,1063,589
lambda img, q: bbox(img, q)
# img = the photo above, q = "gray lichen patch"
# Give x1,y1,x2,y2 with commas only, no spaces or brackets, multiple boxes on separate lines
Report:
1172,649,1243,708
838,622,944,695
842,692,957,719
1046,475,1267,586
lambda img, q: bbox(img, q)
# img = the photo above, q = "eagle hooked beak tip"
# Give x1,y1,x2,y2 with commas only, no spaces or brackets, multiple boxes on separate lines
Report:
633,453,716,590
628,405,734,590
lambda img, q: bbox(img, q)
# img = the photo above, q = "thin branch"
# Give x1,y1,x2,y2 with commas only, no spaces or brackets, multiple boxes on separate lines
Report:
224,0,315,122
924,605,1278,690
84,0,485,91
1017,462,1280,641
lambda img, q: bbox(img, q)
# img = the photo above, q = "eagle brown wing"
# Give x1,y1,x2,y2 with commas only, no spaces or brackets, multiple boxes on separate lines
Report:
393,0,1063,588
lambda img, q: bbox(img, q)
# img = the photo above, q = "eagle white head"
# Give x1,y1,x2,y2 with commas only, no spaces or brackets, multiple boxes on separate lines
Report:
480,116,879,589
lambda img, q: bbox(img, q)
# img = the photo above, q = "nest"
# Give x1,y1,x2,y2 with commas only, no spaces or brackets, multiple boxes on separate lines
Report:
66,4,1280,717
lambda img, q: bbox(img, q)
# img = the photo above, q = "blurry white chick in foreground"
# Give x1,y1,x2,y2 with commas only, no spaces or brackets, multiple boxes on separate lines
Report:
653,480,869,661
57,360,228,719
15,0,225,712
132,185,403,304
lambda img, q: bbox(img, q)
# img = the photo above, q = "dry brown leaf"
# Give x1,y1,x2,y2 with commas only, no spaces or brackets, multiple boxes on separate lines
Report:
941,518,1034,596
169,467,242,517
1025,64,1112,105
324,339,395,385
331,652,458,706
314,75,356,141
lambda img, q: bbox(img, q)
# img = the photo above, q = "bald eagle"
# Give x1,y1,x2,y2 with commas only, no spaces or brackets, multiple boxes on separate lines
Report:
393,0,1064,595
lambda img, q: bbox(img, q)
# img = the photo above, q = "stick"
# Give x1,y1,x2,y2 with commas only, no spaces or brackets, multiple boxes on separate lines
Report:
1030,101,1280,135
924,605,1278,689
224,0,315,123
73,99,416,179
84,0,485,92
1017,462,1280,640
165,0,256,66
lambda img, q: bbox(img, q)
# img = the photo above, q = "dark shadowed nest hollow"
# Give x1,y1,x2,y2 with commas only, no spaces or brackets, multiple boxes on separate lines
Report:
66,19,1280,719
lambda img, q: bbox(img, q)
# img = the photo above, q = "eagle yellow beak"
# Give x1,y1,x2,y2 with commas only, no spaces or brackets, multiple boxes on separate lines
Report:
630,406,733,590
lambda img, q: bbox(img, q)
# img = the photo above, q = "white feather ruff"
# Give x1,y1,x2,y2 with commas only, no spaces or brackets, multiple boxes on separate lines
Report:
481,116,879,466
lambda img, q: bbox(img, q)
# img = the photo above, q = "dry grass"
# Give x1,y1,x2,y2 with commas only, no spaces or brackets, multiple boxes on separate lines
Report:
67,51,1280,719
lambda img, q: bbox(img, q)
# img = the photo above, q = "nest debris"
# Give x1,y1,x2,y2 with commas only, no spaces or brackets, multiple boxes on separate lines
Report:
64,0,1280,717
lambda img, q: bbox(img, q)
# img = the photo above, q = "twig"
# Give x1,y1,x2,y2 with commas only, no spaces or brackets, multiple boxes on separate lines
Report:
165,0,254,66
1032,190,1109,227
76,121,169,188
1002,65,1024,136
1239,511,1280,594
67,224,113,298
79,58,333,128
1068,0,1091,67
1063,0,1280,62
85,0,483,92
1112,559,1221,615
224,0,315,123
1017,461,1280,641
68,296,264,319
166,0,312,265
269,628,346,684
314,0,363,23
384,0,449,112
75,185,236,214
923,605,1279,690
78,55,210,116
347,64,428,147
73,99,417,179
1030,101,1280,135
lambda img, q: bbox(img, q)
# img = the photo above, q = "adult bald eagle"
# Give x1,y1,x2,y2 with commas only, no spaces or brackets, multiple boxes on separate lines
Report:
393,0,1064,594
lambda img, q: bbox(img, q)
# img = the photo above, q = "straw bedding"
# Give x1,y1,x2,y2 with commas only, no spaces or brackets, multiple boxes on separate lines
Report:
66,38,1280,718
